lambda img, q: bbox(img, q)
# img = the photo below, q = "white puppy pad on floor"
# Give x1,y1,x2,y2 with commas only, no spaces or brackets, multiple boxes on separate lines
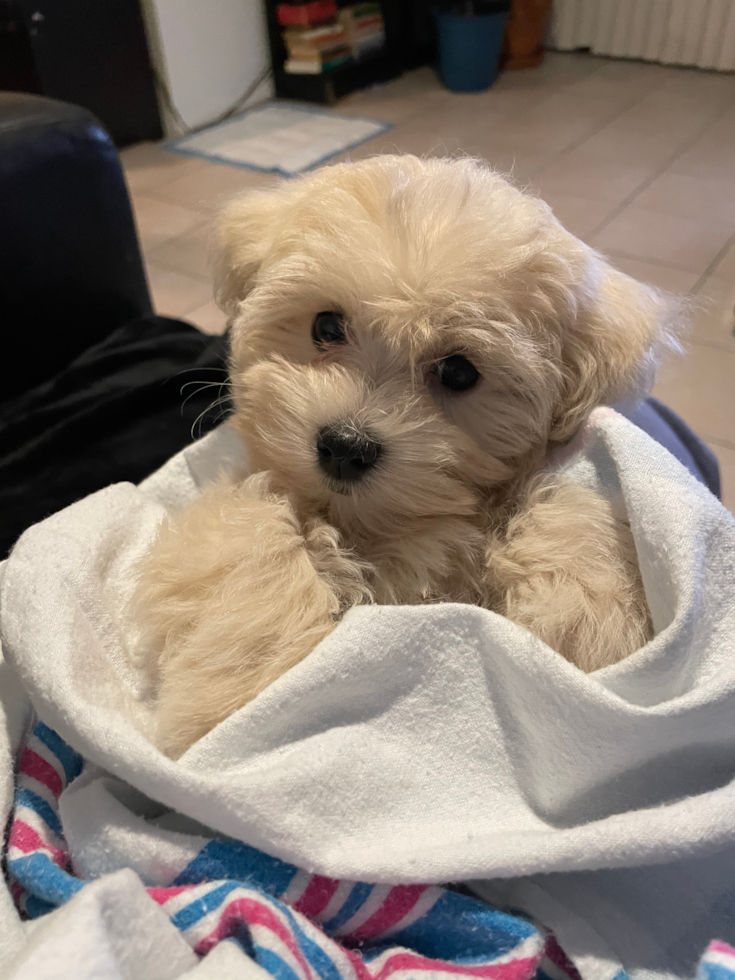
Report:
167,103,392,177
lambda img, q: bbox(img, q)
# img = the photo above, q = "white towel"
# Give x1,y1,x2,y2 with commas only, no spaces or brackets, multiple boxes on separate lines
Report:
1,407,735,980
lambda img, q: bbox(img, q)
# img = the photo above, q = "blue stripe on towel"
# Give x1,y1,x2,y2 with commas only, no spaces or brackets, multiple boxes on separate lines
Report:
174,839,298,897
33,723,84,785
24,894,57,919
7,852,84,908
15,787,64,839
322,882,374,933
255,946,304,980
388,889,537,962
170,880,243,932
700,966,735,980
281,903,345,980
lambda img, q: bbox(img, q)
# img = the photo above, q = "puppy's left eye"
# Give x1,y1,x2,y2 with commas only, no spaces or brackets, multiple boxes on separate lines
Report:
312,311,346,347
436,355,480,392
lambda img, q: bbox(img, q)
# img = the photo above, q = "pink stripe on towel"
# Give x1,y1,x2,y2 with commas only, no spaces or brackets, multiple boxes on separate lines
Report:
20,749,63,798
347,885,428,943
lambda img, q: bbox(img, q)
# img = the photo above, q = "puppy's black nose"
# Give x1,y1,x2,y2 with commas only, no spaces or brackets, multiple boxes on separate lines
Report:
316,424,381,483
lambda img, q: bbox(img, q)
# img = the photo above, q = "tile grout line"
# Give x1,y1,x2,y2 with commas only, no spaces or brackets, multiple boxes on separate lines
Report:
584,99,735,242
702,433,735,453
145,255,215,284
691,233,735,294
600,248,703,274
135,189,223,217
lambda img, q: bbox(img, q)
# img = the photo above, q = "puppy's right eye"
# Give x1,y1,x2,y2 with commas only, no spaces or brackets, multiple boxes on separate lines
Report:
312,311,346,347
436,354,480,392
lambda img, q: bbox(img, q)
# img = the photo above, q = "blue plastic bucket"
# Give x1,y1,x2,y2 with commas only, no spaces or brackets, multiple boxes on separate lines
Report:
437,11,508,92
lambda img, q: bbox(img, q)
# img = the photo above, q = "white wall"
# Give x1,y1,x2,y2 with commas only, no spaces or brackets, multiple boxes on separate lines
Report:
141,0,274,135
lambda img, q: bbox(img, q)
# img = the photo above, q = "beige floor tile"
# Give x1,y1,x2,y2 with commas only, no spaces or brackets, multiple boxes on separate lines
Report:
393,93,509,145
608,256,699,294
522,90,628,127
631,171,735,225
120,140,168,168
363,64,446,98
469,93,624,158
652,342,735,447
532,151,652,207
495,51,605,91
660,66,735,105
473,82,555,116
375,109,483,158
591,206,734,275
341,122,551,184
146,262,214,319
148,222,216,280
564,58,674,101
131,195,208,251
538,193,616,240
337,67,451,125
329,131,399,165
711,442,735,514
347,115,554,181
470,144,552,185
187,299,229,336
606,92,721,145
335,91,441,126
334,122,459,160
147,161,277,214
575,123,694,170
689,276,735,354
668,129,735,184
121,142,209,194
627,78,731,111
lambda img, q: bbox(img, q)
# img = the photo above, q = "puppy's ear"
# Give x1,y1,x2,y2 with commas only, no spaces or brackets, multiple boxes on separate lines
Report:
550,262,683,442
214,187,288,314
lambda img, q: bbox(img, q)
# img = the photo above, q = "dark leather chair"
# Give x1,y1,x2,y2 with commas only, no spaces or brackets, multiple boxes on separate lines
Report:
0,92,152,402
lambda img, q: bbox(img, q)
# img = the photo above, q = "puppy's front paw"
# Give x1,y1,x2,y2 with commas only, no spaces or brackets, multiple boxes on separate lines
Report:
135,477,342,756
488,479,651,671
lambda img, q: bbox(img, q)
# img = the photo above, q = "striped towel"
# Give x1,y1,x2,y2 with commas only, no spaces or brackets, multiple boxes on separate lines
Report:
5,721,559,980
7,722,735,980
697,943,735,980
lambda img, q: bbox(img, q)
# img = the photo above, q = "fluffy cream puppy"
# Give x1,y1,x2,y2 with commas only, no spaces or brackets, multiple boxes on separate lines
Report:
136,155,679,758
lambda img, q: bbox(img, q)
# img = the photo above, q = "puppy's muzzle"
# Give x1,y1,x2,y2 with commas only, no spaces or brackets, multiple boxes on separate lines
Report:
316,423,382,485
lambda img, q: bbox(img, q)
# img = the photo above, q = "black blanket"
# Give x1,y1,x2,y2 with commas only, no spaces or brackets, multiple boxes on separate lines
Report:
0,316,231,558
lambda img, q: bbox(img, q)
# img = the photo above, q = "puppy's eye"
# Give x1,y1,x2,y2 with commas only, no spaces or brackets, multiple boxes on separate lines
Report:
436,355,480,392
312,311,346,347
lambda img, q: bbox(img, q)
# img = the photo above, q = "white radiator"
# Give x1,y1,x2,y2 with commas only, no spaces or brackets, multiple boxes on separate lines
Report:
549,0,735,71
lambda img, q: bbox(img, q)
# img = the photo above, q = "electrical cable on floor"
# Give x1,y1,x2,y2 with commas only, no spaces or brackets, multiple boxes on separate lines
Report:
152,64,274,137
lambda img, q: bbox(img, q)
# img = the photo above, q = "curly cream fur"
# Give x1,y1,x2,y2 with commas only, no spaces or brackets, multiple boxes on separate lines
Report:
134,155,681,757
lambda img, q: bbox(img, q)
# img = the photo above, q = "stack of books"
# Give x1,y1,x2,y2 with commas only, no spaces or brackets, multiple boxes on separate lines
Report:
339,3,386,60
277,1,353,75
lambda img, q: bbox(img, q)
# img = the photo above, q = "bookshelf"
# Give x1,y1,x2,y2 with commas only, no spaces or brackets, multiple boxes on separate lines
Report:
264,0,435,104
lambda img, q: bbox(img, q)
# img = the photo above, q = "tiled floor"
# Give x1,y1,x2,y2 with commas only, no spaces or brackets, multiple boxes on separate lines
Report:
120,52,735,511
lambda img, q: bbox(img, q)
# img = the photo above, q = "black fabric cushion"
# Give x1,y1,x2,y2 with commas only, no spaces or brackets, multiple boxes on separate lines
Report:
0,315,230,558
